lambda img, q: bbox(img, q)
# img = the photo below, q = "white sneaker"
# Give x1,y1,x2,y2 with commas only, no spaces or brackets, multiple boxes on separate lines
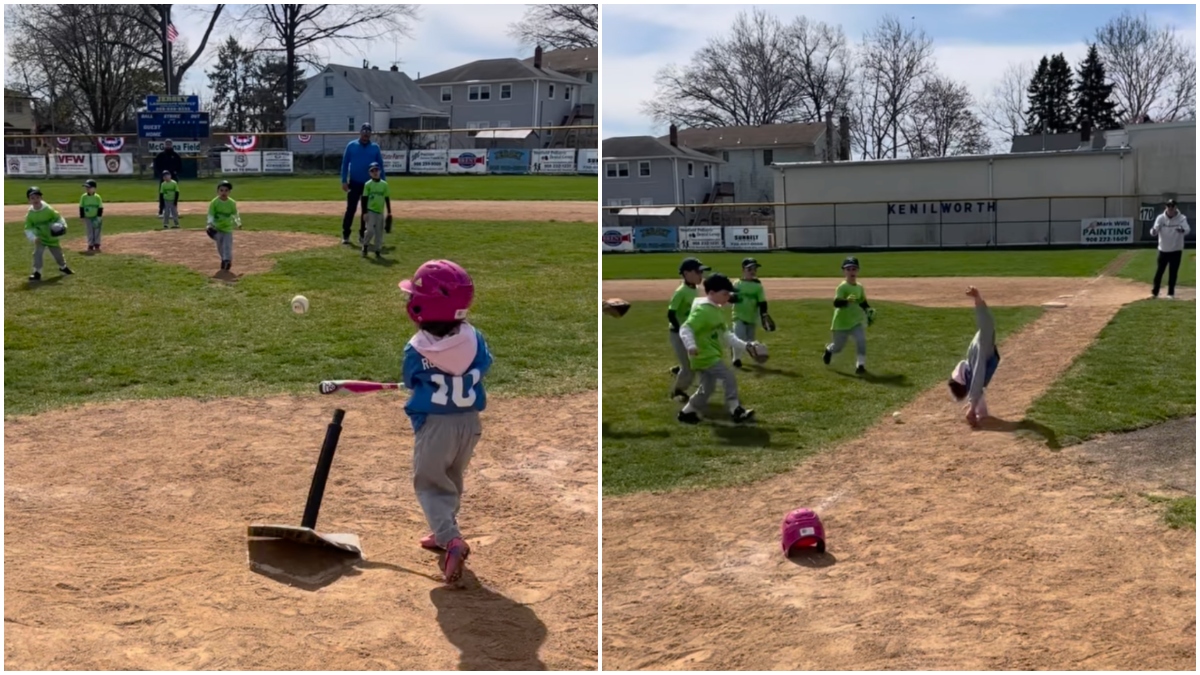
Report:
1167,295,1176,300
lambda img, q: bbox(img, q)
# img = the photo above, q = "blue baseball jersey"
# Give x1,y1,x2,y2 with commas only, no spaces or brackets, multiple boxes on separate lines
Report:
402,330,492,432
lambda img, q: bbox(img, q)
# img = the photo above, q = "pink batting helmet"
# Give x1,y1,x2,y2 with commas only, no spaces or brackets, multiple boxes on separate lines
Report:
781,508,826,556
397,259,474,323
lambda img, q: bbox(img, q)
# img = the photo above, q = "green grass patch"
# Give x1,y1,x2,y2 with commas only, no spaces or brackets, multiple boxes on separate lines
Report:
5,215,596,416
1114,249,1197,288
5,174,597,205
602,300,1041,495
602,249,1127,280
1142,494,1197,529
1028,300,1196,445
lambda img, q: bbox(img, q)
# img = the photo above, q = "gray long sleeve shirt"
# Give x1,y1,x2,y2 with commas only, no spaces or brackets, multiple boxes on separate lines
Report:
965,302,996,405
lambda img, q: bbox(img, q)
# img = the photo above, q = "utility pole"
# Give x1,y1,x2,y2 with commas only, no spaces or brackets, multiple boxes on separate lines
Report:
163,5,173,94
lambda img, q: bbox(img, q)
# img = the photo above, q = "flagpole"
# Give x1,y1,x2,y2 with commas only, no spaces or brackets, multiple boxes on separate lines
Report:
164,5,172,94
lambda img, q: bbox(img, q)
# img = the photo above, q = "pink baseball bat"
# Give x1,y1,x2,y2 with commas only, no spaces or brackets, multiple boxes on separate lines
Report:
318,380,401,395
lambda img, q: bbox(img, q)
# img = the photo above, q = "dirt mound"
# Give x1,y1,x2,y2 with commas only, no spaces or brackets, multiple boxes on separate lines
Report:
75,229,333,277
5,392,598,670
1069,417,1196,495
5,200,596,223
602,277,1195,670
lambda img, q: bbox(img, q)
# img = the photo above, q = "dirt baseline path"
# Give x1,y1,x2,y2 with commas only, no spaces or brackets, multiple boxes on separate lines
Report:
5,393,597,670
602,276,1195,670
4,200,595,223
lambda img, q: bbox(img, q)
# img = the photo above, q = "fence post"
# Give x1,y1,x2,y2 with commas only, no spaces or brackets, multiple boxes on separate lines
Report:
1047,197,1052,245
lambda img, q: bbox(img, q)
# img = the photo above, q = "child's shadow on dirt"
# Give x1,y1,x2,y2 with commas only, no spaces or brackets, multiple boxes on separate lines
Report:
21,276,66,290
709,413,771,447
431,570,548,670
833,370,910,387
976,416,1062,450
601,422,670,440
786,550,838,568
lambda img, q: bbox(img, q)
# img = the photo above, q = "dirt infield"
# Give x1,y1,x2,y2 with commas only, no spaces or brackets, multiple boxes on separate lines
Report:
4,200,596,223
71,229,335,277
603,275,1195,670
4,392,598,670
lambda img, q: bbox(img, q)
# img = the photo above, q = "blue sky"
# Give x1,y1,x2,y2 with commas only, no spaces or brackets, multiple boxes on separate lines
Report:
602,3,1197,140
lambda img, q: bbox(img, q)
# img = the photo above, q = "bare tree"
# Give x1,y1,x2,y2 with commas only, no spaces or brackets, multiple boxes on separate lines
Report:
101,5,226,95
786,16,855,124
242,4,420,108
643,8,806,129
509,4,597,50
902,76,991,157
1094,10,1195,122
853,15,936,158
979,61,1035,150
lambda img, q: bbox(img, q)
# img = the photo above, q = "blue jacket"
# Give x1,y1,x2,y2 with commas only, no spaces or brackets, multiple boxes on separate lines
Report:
341,140,385,185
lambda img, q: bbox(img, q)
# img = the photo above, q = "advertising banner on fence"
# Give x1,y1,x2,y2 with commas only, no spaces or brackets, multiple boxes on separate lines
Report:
6,155,47,176
220,151,263,174
148,140,201,154
409,149,448,174
262,151,294,173
447,149,487,175
382,150,408,174
723,225,770,251
577,149,598,174
487,148,530,175
90,153,134,175
1080,217,1135,245
49,153,93,175
678,226,724,251
602,226,634,252
531,149,577,174
634,225,678,252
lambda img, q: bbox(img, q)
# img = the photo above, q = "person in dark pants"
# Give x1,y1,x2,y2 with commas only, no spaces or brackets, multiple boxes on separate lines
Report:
152,139,183,216
340,123,385,246
1150,198,1191,300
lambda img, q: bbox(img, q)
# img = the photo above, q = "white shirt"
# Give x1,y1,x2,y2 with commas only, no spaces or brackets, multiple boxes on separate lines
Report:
1151,211,1190,252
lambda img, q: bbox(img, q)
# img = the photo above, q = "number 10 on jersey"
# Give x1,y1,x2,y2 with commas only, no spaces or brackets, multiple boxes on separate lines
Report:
429,369,481,407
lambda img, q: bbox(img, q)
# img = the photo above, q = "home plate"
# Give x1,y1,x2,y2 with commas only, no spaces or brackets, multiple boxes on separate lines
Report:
1042,301,1068,308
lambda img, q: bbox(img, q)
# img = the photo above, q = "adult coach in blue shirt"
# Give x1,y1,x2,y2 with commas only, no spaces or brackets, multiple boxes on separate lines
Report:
341,123,385,245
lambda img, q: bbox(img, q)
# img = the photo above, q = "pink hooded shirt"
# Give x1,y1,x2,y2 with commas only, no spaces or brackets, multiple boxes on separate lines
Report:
407,323,478,376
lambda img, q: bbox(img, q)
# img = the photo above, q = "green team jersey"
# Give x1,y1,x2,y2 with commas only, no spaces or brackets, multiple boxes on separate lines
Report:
25,204,64,247
831,281,868,331
160,180,179,201
668,283,699,331
208,197,239,233
682,298,730,370
80,193,103,218
363,178,390,213
732,278,766,324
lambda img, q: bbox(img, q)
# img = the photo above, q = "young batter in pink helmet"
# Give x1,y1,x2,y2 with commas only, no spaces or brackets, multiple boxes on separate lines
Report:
398,259,493,584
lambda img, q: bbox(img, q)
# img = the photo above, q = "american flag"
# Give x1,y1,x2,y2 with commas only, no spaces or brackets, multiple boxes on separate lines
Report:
167,22,179,43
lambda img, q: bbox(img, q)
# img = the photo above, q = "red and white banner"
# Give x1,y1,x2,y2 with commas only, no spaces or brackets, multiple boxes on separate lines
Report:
57,137,71,147
49,153,93,175
297,134,312,144
447,149,487,175
91,153,135,175
96,137,125,153
229,135,258,152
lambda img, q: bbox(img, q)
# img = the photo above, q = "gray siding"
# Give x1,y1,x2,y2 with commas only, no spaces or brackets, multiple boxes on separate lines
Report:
419,78,580,147
603,157,721,210
286,71,372,154
709,146,819,203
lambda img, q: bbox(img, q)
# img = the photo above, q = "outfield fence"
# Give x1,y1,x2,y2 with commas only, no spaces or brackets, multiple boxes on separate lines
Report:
600,194,1197,253
3,126,598,179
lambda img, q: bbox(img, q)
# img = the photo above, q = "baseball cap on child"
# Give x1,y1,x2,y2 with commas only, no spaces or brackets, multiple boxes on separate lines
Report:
679,257,711,274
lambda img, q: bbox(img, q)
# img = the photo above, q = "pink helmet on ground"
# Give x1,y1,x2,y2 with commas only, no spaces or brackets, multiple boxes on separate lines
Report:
397,259,474,323
781,508,826,556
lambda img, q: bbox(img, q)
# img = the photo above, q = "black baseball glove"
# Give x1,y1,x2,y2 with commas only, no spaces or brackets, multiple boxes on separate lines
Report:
50,222,67,237
761,313,776,332
385,214,393,233
206,225,217,240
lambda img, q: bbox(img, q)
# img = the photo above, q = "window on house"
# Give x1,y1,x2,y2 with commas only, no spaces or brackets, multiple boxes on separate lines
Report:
620,198,633,207
497,120,511,128
441,86,452,102
703,164,711,178
468,85,491,101
640,198,653,206
687,162,694,177
14,101,23,113
500,83,512,100
585,72,594,83
688,198,697,213
548,84,555,99
763,149,774,165
301,118,316,132
605,162,629,178
722,150,729,161
564,85,572,100
324,76,334,97
638,161,651,177
348,116,355,131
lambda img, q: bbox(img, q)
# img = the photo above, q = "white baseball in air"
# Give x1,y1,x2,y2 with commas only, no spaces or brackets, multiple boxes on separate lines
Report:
291,295,309,314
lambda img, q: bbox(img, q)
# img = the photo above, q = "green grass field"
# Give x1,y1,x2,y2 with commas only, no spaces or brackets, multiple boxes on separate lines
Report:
1028,299,1196,445
1114,248,1197,288
602,249,1128,280
5,174,597,205
5,216,596,417
602,300,1042,495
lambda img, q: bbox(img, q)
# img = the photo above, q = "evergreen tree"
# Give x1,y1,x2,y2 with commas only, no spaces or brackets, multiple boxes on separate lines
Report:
1045,53,1076,133
1074,44,1122,131
1024,56,1051,134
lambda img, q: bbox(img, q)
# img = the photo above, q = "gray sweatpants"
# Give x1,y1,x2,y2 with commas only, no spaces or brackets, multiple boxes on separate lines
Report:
682,361,741,416
162,202,179,227
669,331,695,392
33,242,66,273
363,211,386,253
827,324,867,362
413,412,482,547
84,217,102,247
214,230,233,263
733,321,756,360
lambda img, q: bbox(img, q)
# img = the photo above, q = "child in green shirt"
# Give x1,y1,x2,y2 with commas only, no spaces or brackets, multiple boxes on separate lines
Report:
160,170,180,229
205,180,241,272
823,256,875,375
79,179,104,252
678,273,756,425
359,162,392,259
667,257,710,402
24,186,73,281
731,257,773,367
